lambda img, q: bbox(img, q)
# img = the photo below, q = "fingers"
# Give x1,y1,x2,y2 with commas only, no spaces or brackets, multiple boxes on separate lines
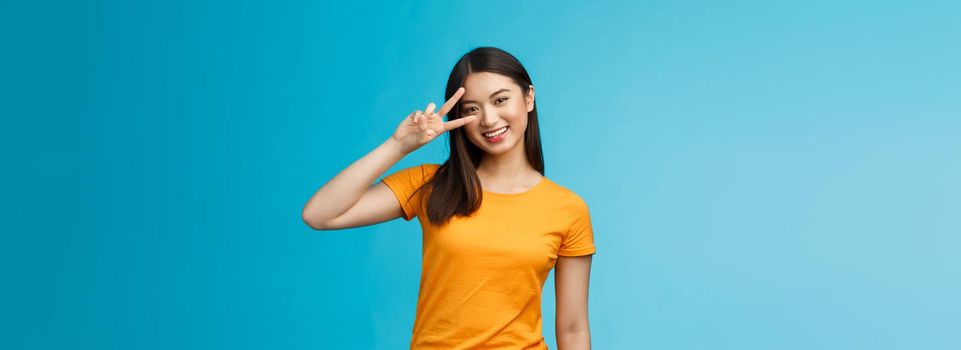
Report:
442,115,477,131
412,101,436,123
436,87,465,117
407,88,468,141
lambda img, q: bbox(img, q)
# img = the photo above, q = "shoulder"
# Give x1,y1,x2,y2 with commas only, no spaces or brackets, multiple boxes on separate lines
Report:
390,163,442,177
417,163,442,180
542,179,594,238
382,163,443,190
541,178,590,212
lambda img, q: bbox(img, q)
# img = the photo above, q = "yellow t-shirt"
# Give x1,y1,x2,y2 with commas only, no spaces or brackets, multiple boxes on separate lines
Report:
381,163,596,350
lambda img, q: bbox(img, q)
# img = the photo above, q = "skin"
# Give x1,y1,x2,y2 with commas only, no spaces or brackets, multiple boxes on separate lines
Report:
459,72,541,193
302,72,592,349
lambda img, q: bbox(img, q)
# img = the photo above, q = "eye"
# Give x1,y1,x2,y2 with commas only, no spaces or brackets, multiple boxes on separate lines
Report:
494,97,509,104
462,106,479,114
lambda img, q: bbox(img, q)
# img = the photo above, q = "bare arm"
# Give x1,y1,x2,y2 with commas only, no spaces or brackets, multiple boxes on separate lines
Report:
301,87,473,230
555,254,593,350
301,137,408,230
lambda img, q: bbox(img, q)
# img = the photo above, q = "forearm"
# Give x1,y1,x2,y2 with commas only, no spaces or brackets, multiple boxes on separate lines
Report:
302,137,407,224
556,328,591,350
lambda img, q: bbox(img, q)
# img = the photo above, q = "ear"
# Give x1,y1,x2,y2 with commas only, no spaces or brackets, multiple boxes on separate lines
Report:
525,84,535,112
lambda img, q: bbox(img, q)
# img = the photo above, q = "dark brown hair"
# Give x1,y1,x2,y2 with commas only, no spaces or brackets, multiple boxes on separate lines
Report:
416,47,544,226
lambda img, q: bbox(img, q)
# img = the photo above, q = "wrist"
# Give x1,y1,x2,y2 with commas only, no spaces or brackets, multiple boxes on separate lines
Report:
383,137,410,157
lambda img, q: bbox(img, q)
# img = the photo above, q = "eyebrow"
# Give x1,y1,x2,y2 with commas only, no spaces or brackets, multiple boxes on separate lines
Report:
460,88,511,104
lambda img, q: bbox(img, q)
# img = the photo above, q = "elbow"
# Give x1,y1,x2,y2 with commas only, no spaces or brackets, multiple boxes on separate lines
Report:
560,321,590,336
302,208,330,231
557,316,591,337
556,321,591,348
303,208,347,231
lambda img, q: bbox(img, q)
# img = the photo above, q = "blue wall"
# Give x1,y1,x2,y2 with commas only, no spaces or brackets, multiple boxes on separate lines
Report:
3,1,959,348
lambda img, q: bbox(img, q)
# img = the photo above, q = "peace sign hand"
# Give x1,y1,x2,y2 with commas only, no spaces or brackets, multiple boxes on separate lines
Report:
392,87,476,154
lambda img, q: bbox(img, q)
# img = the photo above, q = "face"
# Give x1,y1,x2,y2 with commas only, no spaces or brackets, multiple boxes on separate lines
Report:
459,72,535,156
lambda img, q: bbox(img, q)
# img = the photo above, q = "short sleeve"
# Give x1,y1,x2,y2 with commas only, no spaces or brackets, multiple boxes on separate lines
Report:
558,196,596,256
380,163,440,221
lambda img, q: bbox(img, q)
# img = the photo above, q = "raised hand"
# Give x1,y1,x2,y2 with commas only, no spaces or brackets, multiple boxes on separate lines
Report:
392,87,475,154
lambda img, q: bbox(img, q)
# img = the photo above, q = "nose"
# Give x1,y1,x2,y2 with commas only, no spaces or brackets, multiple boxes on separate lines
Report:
479,106,499,128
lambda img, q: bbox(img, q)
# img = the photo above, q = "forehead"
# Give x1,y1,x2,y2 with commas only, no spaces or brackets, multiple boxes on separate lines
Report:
461,72,517,100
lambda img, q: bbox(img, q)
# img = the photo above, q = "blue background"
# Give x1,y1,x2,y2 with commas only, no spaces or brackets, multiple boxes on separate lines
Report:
3,1,959,349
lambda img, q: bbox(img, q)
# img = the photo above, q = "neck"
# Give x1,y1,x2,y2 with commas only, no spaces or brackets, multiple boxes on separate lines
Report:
476,139,538,183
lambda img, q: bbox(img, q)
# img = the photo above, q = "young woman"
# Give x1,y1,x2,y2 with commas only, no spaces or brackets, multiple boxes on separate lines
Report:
302,47,595,350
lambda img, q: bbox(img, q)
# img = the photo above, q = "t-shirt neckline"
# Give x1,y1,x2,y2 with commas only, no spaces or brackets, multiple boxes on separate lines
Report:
482,176,549,197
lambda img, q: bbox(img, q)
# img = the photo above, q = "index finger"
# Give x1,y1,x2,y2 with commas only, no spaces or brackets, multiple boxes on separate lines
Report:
436,87,465,117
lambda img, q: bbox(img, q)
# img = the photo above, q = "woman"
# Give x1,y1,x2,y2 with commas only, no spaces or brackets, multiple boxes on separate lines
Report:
302,47,595,349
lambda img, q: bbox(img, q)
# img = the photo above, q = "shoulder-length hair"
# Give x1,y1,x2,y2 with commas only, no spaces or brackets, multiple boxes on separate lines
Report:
418,46,544,226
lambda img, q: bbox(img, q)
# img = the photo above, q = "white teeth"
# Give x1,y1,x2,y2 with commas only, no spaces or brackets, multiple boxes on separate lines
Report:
484,127,508,138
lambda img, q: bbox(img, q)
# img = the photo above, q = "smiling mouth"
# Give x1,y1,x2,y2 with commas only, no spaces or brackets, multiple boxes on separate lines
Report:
483,126,509,138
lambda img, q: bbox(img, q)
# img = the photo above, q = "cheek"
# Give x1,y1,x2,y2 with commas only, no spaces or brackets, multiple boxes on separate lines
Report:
506,109,528,129
465,123,482,137
462,124,483,142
